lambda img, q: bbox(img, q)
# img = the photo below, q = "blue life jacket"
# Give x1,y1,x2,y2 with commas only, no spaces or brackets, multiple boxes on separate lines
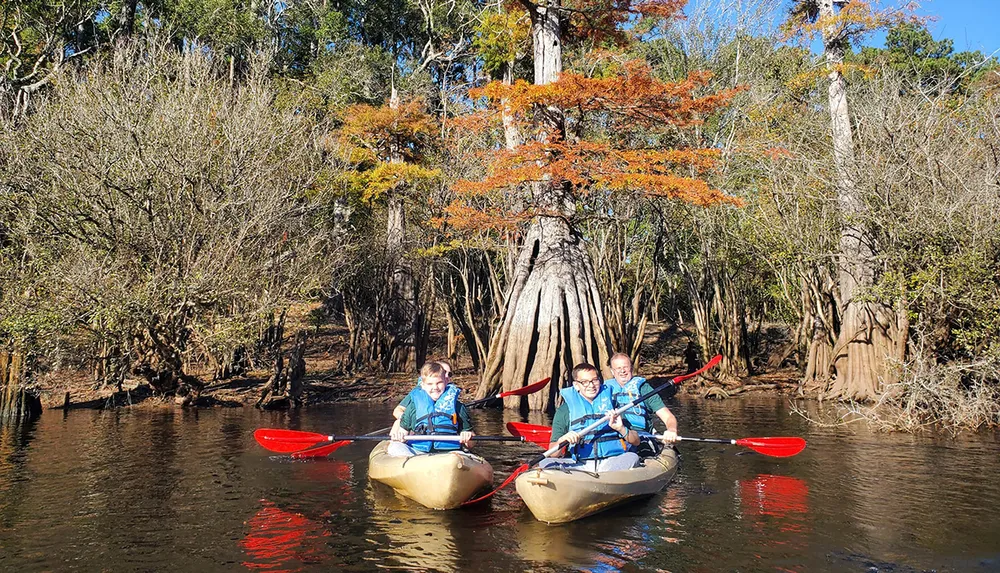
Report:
407,383,461,453
560,382,627,461
610,376,651,434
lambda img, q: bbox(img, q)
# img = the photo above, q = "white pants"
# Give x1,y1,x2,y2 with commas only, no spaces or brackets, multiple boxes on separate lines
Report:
386,442,472,458
386,442,417,457
537,452,640,472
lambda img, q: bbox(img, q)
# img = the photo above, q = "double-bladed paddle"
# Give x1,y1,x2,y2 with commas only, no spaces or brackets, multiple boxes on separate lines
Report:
505,422,807,458
254,428,534,452
467,377,552,408
257,377,553,459
462,356,723,505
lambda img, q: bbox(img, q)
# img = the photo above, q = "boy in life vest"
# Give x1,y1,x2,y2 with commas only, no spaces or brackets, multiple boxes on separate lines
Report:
608,353,679,454
388,361,474,457
543,363,641,472
391,359,452,422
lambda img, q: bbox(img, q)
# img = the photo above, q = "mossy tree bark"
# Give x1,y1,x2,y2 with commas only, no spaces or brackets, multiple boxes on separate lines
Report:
0,350,41,426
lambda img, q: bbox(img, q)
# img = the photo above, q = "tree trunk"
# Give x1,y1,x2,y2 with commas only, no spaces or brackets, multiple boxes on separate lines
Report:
286,332,307,405
681,260,713,366
414,270,435,369
476,0,611,410
817,0,904,400
591,219,654,367
456,261,489,371
801,269,835,389
117,0,137,39
0,350,41,426
384,85,418,372
502,62,521,149
445,307,457,360
477,217,612,411
711,269,749,380
256,314,288,408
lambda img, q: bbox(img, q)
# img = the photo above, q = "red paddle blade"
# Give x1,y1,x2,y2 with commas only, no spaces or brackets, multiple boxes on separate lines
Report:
290,440,352,459
735,437,807,458
254,428,329,453
672,354,723,385
499,377,551,398
505,422,552,446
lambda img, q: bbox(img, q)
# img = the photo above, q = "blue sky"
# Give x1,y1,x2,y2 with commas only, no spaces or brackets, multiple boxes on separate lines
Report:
910,0,1000,55
685,1,1000,57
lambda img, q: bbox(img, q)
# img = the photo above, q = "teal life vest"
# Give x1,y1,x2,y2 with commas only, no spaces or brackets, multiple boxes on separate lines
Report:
560,382,627,461
611,376,651,434
407,383,461,453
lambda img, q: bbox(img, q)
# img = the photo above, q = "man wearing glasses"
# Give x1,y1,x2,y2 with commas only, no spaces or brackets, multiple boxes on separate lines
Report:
543,363,641,472
608,353,679,452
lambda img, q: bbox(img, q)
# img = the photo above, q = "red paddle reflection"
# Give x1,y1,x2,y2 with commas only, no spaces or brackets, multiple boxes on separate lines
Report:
241,500,330,572
291,458,355,512
297,459,353,488
739,473,810,571
739,474,809,519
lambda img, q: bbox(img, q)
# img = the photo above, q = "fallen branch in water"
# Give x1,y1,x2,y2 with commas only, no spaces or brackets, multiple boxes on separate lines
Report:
703,383,786,399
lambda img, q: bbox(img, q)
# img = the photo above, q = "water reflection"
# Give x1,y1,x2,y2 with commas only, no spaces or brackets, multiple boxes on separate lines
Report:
0,421,35,528
3,399,1000,573
365,477,518,572
737,473,810,561
291,457,355,507
242,500,330,572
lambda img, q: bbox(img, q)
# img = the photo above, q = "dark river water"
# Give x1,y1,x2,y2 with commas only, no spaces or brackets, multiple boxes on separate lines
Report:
1,395,999,572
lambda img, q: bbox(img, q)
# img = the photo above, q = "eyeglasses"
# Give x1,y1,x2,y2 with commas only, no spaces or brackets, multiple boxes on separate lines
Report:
574,378,601,387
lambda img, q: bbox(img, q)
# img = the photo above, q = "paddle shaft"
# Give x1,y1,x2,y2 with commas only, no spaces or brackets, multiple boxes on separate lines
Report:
263,434,527,444
676,436,737,445
508,423,805,458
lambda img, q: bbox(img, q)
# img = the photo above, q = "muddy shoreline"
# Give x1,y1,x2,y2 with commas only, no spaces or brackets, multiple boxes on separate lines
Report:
36,322,804,411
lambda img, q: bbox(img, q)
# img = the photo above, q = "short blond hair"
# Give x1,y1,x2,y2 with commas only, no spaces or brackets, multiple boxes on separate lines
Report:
428,358,452,374
420,361,447,380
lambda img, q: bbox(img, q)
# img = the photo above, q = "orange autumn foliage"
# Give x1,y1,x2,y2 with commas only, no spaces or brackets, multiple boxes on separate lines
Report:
443,110,498,135
455,140,731,206
334,99,441,204
560,0,687,44
456,61,742,208
782,0,914,45
763,146,794,160
432,203,524,233
339,100,437,163
472,63,740,128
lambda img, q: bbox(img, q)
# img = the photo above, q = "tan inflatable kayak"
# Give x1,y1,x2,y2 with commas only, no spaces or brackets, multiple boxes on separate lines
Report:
368,440,494,510
515,448,679,524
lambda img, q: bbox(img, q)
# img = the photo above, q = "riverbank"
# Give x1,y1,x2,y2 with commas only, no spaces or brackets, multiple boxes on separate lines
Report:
35,321,802,411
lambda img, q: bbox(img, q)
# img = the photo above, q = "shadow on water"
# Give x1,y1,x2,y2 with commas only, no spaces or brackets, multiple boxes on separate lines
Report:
0,419,39,530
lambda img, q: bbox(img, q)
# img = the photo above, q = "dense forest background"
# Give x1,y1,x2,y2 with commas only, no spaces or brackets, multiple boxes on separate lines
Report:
2,0,998,429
